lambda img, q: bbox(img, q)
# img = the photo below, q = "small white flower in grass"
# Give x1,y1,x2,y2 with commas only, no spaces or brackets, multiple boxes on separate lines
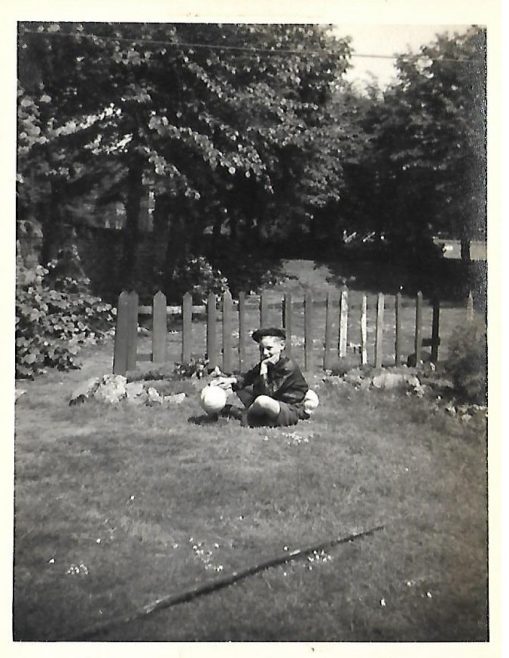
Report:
96,538,101,544
173,543,179,549
48,558,55,564
426,591,432,598
214,543,219,549
283,546,288,551
129,495,135,501
283,571,288,577
380,598,386,607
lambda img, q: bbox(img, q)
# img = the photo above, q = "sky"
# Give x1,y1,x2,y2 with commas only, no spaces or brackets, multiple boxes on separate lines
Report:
334,24,472,88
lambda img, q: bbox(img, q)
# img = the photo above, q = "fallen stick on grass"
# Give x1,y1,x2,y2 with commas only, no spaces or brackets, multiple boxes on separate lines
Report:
68,524,384,641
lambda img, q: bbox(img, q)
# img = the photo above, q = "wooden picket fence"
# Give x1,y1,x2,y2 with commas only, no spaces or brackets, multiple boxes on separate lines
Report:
111,288,476,377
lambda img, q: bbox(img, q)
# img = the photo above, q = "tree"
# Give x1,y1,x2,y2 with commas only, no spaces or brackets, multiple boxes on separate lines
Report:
17,22,354,297
356,27,486,261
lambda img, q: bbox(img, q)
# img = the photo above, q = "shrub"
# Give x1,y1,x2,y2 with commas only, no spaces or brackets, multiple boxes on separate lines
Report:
168,256,229,303
446,317,487,404
210,247,289,296
173,357,210,379
16,260,115,379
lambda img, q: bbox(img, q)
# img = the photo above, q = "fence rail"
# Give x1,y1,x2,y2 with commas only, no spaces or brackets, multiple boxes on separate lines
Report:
112,288,474,376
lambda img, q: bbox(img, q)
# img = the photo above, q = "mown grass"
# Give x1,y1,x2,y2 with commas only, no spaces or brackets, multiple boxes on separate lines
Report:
14,338,488,641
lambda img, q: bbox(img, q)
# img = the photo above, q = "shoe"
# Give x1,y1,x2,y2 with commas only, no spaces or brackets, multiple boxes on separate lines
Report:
221,404,244,420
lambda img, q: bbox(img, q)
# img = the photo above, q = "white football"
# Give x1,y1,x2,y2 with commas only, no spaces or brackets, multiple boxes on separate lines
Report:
303,389,319,413
199,385,227,415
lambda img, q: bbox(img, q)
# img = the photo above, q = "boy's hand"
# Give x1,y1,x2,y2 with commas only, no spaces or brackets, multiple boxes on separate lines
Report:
211,376,236,390
260,354,278,376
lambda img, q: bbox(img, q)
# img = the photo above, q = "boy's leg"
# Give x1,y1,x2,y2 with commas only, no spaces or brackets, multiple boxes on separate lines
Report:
235,387,256,408
246,395,280,426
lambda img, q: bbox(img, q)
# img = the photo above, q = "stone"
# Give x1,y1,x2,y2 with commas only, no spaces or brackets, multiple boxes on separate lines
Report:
372,372,420,390
69,377,101,405
359,378,371,391
94,375,127,404
146,386,162,406
343,369,364,385
15,389,27,402
163,393,186,405
125,382,148,405
126,381,145,396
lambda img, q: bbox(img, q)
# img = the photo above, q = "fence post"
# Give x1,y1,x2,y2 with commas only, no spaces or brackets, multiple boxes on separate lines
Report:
181,292,193,363
222,290,233,373
304,292,313,372
283,293,293,358
360,294,368,366
152,291,167,363
395,292,402,366
414,291,423,364
466,291,474,322
324,292,335,370
375,292,384,368
338,288,348,358
238,292,246,371
113,291,130,375
260,291,269,327
126,291,138,372
431,298,440,364
207,292,217,370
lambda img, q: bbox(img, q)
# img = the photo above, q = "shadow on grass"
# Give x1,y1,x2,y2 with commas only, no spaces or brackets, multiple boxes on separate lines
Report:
320,255,486,305
188,414,222,425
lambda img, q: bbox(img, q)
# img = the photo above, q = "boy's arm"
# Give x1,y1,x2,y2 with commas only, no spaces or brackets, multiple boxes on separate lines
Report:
231,364,259,391
213,364,259,390
273,362,309,404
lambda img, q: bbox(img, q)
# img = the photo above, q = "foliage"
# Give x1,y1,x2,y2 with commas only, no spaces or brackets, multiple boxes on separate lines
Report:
168,256,229,303
173,357,210,379
16,260,114,378
446,317,487,404
209,245,290,296
17,22,352,291
341,28,486,255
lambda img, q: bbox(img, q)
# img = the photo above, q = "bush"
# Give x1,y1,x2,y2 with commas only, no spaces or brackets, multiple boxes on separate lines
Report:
168,256,229,303
446,318,487,404
173,357,210,379
16,260,115,379
209,245,289,296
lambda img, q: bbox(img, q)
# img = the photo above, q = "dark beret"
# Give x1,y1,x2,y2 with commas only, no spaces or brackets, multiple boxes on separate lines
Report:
252,327,286,343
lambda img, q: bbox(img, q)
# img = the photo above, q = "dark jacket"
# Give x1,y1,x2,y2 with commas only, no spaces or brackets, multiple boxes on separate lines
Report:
232,355,309,406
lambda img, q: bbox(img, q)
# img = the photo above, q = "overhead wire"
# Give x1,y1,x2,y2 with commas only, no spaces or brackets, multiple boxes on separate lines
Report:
19,29,476,63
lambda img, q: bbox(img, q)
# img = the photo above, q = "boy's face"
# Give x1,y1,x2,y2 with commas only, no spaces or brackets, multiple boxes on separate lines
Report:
259,336,285,363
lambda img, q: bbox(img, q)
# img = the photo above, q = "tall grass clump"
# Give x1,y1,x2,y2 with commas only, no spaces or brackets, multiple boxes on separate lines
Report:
446,317,487,405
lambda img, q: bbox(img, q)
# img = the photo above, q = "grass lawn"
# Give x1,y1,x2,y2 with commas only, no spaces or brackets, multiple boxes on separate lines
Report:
13,260,488,642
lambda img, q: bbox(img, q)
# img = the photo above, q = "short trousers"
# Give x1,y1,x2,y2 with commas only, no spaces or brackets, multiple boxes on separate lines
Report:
235,387,310,427
274,400,310,427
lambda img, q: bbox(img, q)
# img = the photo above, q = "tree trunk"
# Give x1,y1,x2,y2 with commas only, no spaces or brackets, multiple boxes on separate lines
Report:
40,183,62,266
120,160,144,289
460,237,471,262
163,214,187,300
151,194,171,288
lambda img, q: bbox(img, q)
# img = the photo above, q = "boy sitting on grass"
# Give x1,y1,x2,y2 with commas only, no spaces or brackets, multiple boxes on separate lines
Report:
212,327,318,427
